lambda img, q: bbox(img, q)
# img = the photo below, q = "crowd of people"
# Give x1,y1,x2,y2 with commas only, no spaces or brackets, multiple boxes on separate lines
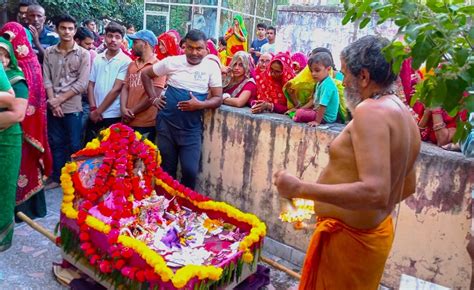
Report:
0,0,471,272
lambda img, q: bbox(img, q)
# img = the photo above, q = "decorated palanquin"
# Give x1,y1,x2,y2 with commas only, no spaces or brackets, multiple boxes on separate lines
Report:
59,124,266,289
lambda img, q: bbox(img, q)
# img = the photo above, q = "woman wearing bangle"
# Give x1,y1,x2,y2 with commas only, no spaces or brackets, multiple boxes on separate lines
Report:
414,102,467,146
252,52,295,114
222,51,256,108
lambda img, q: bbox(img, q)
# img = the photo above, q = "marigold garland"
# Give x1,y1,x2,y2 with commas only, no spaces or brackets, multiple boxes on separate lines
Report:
60,124,266,288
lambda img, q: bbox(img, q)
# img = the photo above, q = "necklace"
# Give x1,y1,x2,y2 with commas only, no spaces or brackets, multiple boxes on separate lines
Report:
371,89,395,100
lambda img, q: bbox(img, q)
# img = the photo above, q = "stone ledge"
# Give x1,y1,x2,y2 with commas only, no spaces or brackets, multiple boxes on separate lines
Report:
216,105,473,164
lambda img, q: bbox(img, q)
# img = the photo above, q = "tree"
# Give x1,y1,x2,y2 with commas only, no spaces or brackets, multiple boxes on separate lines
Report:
341,0,473,141
38,0,144,30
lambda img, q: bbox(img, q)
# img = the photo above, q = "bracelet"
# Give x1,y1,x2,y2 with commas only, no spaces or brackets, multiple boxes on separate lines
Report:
432,122,446,131
90,106,97,112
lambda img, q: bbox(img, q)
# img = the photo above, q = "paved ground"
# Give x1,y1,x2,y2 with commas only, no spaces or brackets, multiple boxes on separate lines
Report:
0,188,299,290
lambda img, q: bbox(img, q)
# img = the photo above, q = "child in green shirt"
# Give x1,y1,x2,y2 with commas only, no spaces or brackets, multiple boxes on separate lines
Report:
293,52,340,127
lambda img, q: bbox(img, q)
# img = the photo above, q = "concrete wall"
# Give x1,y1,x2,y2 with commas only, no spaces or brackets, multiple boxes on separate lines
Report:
275,5,398,69
197,106,474,289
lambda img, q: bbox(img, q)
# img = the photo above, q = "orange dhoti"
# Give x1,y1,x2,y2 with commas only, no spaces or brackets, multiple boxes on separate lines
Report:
299,216,394,290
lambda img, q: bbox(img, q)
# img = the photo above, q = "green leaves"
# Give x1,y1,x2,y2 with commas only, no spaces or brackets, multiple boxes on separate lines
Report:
340,0,474,142
38,0,144,30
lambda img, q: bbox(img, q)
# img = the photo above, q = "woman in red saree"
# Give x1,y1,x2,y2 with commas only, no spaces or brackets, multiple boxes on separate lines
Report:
155,31,180,60
222,51,256,108
0,22,52,220
252,52,295,114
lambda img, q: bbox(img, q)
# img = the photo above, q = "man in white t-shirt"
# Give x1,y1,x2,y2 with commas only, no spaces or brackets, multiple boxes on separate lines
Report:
142,29,222,189
260,26,276,54
85,22,131,142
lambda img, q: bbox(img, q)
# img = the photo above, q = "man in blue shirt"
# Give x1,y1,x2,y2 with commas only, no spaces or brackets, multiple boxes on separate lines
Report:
26,4,59,63
249,23,268,64
141,29,222,189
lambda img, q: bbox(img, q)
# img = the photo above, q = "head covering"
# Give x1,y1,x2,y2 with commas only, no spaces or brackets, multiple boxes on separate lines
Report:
167,29,181,47
233,15,248,38
156,32,180,60
0,36,25,84
128,29,157,47
0,22,36,61
256,52,295,105
207,39,218,56
291,52,308,72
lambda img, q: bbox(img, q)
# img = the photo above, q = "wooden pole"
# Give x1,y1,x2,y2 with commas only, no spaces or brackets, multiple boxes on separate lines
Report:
16,211,57,244
260,255,302,280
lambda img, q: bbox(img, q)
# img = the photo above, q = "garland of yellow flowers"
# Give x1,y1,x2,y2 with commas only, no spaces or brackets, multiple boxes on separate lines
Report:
60,127,266,288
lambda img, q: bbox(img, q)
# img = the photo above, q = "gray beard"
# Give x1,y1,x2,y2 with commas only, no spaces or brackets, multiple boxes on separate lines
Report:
344,84,362,113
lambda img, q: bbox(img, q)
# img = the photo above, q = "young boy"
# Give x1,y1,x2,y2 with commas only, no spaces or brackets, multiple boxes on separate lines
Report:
293,52,339,127
85,22,131,142
249,23,268,64
43,14,90,188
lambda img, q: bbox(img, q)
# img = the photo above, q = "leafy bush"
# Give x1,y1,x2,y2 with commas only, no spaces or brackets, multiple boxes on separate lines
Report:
38,0,144,30
342,0,473,141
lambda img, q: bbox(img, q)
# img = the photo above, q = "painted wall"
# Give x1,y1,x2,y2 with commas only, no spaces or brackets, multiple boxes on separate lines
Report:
275,5,399,69
197,106,474,289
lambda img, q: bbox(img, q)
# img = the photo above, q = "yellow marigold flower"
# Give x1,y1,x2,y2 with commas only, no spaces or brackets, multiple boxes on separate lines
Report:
208,267,222,280
63,188,74,195
65,162,77,173
172,277,187,289
63,195,74,203
239,240,248,251
242,251,254,263
135,131,143,140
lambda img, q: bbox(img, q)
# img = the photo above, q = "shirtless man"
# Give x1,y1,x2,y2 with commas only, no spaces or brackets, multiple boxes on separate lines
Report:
274,35,421,289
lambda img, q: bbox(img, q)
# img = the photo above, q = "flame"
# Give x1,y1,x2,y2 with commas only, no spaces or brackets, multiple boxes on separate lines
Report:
279,198,315,223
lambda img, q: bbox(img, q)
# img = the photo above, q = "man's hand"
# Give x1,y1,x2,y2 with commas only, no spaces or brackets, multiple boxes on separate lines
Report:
29,25,40,44
151,96,166,110
177,92,202,112
249,48,255,54
273,170,301,200
51,106,64,118
48,95,63,109
121,107,135,123
89,110,103,123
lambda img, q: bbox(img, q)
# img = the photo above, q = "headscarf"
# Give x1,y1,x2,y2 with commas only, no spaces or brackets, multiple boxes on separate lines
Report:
207,40,218,56
156,32,180,60
291,52,308,73
0,36,25,85
167,29,181,47
233,15,248,38
256,52,295,106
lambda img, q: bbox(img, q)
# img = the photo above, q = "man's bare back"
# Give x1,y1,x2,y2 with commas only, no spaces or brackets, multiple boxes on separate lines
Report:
314,94,421,229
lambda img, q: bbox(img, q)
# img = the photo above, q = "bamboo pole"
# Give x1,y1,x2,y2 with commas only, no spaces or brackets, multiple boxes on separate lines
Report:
16,211,57,244
260,255,302,280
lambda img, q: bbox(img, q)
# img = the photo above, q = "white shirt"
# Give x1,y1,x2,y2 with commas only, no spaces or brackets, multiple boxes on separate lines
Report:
260,42,276,54
152,55,222,94
89,50,131,118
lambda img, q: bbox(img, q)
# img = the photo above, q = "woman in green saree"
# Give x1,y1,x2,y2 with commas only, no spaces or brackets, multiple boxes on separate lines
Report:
0,38,28,251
